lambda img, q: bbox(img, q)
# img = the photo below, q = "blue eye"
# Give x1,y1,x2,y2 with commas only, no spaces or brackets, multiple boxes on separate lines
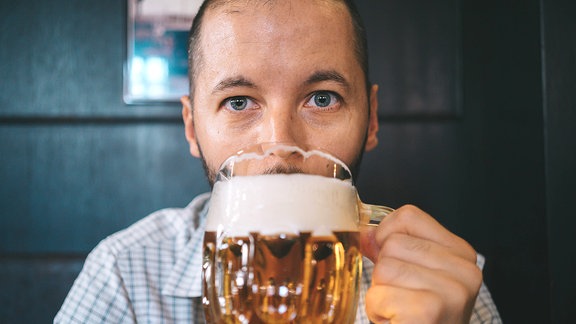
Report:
314,93,331,107
224,96,253,111
307,91,340,109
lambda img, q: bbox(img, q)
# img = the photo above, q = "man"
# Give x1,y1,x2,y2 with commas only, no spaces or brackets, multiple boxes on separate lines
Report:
56,0,501,322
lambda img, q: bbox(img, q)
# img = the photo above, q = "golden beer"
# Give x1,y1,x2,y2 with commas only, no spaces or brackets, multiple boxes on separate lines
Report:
203,174,362,323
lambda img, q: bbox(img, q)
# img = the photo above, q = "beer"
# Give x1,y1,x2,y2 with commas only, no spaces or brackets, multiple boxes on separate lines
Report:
203,174,362,323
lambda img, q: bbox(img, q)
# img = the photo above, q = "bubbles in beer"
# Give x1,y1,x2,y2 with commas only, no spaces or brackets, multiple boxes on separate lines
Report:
204,230,361,323
203,174,362,323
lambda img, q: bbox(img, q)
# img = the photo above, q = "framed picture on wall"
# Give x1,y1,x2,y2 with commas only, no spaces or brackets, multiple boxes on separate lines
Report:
124,0,203,104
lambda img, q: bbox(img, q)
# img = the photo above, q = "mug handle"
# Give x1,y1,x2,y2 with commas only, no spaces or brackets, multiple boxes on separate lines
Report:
358,201,395,227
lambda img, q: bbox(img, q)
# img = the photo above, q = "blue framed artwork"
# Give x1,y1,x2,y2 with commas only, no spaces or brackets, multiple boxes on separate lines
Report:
124,0,203,104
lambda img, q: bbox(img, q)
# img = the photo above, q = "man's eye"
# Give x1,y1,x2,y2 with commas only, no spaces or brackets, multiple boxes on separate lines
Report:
223,96,255,111
306,91,340,109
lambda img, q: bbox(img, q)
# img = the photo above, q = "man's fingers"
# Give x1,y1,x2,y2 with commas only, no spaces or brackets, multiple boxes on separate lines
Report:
359,204,483,323
360,224,380,261
365,285,444,324
376,233,481,285
371,256,481,301
372,205,477,263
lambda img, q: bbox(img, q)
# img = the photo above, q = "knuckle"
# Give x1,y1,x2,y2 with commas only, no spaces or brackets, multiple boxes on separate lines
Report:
364,287,378,313
393,204,424,225
378,233,403,258
449,280,471,305
460,242,478,263
469,262,484,291
459,256,483,291
417,292,443,322
397,204,421,216
442,273,480,320
373,257,410,285
379,233,431,260
395,205,414,218
364,287,389,323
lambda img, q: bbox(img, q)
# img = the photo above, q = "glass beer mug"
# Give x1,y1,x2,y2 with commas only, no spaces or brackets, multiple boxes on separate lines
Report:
202,143,393,323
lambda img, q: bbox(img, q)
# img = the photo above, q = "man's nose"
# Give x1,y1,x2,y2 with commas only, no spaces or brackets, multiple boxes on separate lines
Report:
258,105,302,145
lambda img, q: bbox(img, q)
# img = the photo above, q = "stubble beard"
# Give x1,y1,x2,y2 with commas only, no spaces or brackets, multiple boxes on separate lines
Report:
195,142,218,188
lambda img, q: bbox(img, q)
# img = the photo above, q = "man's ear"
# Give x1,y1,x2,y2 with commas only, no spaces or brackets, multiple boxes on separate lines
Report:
181,96,201,158
364,84,379,152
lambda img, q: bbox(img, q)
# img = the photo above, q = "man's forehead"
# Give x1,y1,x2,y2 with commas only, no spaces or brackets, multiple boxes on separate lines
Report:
200,0,351,40
204,0,345,9
189,0,366,94
197,0,356,67
203,0,347,17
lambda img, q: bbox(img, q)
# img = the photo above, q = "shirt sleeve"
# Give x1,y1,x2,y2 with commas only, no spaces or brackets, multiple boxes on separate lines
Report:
54,242,137,323
469,282,502,324
469,254,502,324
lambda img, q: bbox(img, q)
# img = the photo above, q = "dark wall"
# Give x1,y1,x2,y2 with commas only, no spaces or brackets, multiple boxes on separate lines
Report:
0,0,210,322
542,0,576,322
1,0,574,323
0,0,211,253
356,0,551,322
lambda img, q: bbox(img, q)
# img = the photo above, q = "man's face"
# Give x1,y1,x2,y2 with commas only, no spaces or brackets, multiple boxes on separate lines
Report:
183,0,379,184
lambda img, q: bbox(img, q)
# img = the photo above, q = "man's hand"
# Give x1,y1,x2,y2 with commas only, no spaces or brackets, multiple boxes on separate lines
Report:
360,205,482,324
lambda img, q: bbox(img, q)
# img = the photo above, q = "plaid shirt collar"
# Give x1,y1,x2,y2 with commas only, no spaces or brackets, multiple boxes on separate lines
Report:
161,193,210,298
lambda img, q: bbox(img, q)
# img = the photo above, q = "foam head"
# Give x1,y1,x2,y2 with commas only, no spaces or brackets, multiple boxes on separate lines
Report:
206,174,359,237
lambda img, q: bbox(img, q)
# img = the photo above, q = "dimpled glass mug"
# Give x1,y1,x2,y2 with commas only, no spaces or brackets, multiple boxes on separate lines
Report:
202,143,393,324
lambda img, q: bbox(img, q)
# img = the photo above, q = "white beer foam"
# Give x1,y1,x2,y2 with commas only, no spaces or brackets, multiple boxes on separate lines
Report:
206,174,359,236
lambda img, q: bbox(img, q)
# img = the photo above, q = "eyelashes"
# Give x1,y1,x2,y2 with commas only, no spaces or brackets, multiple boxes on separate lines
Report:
221,91,342,113
222,96,257,111
304,91,342,110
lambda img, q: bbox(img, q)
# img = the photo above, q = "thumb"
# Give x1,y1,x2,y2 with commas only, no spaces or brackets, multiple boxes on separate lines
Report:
359,225,380,262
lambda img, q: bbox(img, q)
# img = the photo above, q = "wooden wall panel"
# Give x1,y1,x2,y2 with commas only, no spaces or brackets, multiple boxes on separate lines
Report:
356,0,550,322
0,257,83,323
542,0,576,321
0,123,209,253
357,0,461,118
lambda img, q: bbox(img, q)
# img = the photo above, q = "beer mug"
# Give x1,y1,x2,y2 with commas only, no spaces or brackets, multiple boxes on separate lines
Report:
202,143,393,323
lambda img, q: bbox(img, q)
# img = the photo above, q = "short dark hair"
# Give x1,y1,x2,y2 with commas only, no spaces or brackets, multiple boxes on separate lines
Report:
187,0,370,99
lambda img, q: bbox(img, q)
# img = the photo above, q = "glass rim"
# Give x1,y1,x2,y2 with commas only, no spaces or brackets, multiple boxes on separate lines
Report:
216,142,353,181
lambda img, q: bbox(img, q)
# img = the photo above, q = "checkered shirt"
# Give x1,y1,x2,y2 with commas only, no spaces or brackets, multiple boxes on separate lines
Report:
55,193,501,323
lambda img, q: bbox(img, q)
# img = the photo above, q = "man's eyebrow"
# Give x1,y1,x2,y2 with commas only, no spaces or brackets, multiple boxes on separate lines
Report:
305,70,350,90
212,76,257,94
